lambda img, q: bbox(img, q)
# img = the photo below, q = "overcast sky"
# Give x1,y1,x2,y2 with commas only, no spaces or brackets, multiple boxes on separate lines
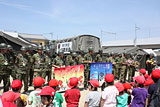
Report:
0,0,160,42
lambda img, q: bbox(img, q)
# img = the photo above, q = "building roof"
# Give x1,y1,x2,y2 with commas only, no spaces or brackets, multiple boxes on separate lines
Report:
0,31,36,46
19,33,49,41
102,37,160,47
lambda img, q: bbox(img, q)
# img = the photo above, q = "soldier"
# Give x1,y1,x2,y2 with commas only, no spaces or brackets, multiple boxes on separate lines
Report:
6,45,16,80
0,43,10,92
146,53,156,75
71,52,78,66
52,50,65,79
77,51,84,65
26,45,34,86
52,50,64,68
114,53,121,80
43,48,52,82
15,46,29,93
83,47,94,88
65,50,73,66
32,46,45,78
95,49,103,62
119,53,127,83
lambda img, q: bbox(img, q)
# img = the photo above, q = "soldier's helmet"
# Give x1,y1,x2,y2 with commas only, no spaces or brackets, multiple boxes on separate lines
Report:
7,45,13,50
28,45,33,50
88,47,94,51
46,48,50,53
99,49,103,53
0,43,7,49
21,46,26,51
38,45,43,50
72,52,77,58
58,49,64,55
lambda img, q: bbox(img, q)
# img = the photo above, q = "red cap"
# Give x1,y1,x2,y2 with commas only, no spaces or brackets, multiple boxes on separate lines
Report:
115,82,124,92
68,77,78,88
139,69,146,74
123,83,131,89
105,73,114,82
11,79,22,89
151,69,160,79
144,78,154,86
38,86,56,96
133,76,145,84
88,79,99,88
49,79,59,87
1,91,20,102
33,77,45,87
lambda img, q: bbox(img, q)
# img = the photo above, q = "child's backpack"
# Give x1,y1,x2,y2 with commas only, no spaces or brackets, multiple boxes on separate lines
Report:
149,79,160,107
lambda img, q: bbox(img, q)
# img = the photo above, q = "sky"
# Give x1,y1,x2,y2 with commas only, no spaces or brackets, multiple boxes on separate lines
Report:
0,0,160,42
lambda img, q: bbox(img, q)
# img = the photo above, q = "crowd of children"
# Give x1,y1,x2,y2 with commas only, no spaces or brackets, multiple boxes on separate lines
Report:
0,68,160,107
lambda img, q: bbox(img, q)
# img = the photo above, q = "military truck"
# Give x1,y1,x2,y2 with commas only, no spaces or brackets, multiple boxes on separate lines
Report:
51,35,101,54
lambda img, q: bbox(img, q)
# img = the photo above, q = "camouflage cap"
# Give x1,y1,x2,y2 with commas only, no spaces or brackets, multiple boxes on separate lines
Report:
0,43,7,49
21,46,26,51
88,47,94,51
28,45,33,50
7,45,13,50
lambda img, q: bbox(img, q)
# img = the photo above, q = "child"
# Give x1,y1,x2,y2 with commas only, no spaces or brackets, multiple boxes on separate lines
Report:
139,69,146,76
115,82,129,107
101,73,119,107
38,86,56,107
1,91,20,107
11,79,27,107
131,76,148,107
49,79,63,107
64,77,81,107
84,79,101,107
123,82,132,106
28,77,45,107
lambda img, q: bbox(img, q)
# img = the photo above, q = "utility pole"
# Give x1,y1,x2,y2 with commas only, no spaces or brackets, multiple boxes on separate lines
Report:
134,24,140,47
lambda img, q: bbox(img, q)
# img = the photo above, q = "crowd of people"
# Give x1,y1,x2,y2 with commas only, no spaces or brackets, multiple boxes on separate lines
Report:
0,42,159,107
0,68,160,107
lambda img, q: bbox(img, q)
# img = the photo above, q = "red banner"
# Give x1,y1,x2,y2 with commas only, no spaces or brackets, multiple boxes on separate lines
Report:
54,65,84,91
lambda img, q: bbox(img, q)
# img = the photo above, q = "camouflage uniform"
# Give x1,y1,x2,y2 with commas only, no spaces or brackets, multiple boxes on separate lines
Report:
32,52,45,78
77,54,84,65
7,45,16,80
126,56,134,82
84,47,93,87
43,52,52,82
65,54,73,66
70,52,78,66
119,56,127,83
146,54,156,75
15,47,29,92
0,43,10,92
114,55,120,79
26,50,34,85
95,54,103,62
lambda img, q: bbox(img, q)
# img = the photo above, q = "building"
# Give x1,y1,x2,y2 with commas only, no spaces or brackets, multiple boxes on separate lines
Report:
19,33,49,46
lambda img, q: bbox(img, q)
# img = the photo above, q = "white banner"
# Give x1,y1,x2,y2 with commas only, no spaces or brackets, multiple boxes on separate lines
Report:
57,42,72,53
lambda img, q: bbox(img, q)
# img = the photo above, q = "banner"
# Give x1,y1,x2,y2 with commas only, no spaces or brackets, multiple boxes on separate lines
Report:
57,42,72,54
54,65,84,91
90,63,112,84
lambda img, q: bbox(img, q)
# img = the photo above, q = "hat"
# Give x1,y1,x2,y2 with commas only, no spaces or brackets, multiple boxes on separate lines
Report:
115,82,125,92
88,79,99,88
38,86,56,96
123,83,131,89
33,77,45,87
68,77,78,88
1,91,20,102
11,79,22,89
144,78,154,86
144,74,152,79
139,69,146,74
151,69,160,79
49,79,59,87
133,76,145,84
105,73,114,82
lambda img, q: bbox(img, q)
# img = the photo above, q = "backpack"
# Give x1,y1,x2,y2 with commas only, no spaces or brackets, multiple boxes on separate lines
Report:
149,79,160,107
